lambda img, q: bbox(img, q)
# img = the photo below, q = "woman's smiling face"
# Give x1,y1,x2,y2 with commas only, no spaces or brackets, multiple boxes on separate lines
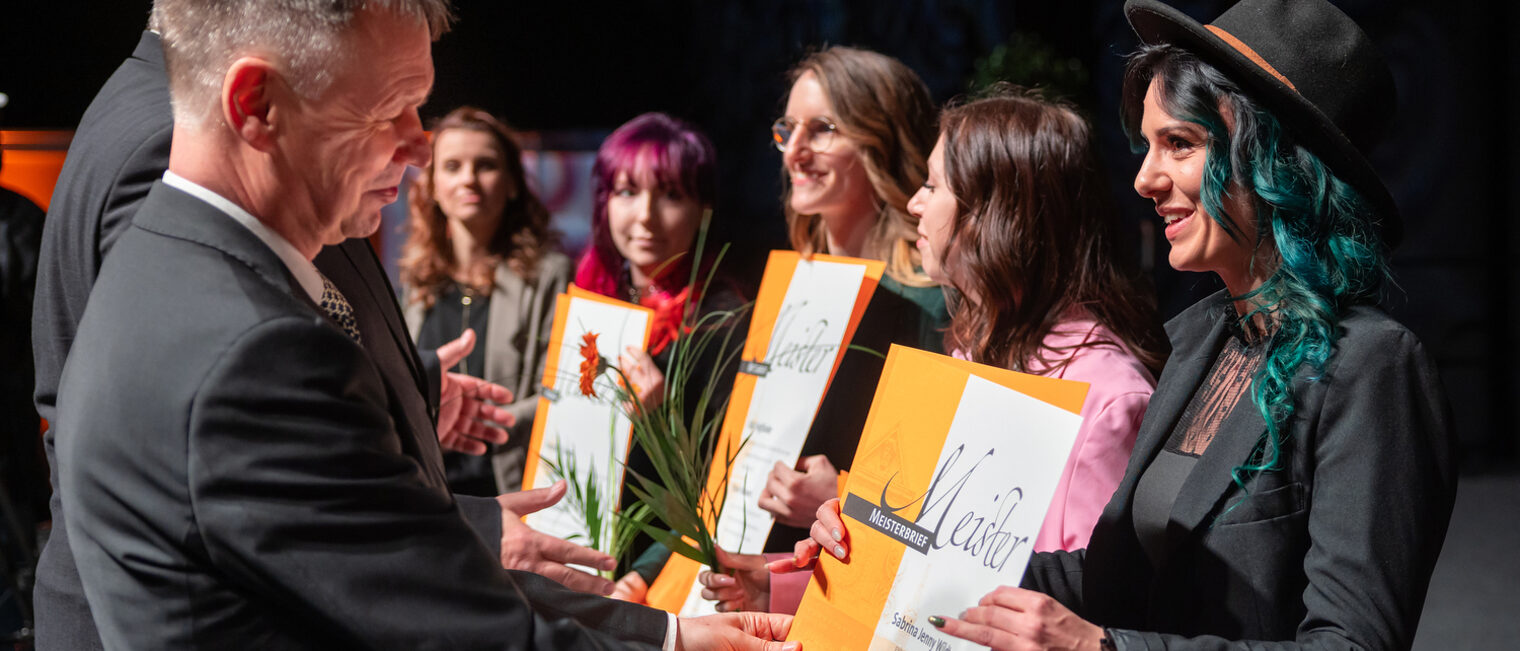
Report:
606,166,703,281
780,71,876,222
1132,76,1259,284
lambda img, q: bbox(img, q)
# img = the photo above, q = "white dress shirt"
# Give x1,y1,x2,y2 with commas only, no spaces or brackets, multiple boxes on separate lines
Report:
162,170,323,303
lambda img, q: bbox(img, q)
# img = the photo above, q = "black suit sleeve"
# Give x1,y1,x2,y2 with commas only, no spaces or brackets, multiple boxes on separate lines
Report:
1106,328,1457,650
190,316,657,649
1020,549,1087,615
456,493,505,555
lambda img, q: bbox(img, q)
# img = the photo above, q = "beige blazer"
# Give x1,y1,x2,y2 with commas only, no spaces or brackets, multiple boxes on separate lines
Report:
405,250,572,492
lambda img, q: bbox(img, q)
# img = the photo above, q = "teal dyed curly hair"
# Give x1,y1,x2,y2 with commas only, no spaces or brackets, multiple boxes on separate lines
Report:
1121,44,1390,490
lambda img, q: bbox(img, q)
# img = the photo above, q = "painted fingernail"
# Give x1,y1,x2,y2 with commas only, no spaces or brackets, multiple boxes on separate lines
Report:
831,528,842,541
832,544,846,559
928,615,945,628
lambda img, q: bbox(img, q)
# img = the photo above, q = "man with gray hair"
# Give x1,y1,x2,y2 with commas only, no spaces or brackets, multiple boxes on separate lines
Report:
54,1,797,648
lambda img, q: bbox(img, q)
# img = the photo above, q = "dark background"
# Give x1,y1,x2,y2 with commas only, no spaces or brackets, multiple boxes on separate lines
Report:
1,1,1517,644
1,0,1513,470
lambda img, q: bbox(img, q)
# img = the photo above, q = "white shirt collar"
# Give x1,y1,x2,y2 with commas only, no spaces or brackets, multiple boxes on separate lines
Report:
162,170,325,303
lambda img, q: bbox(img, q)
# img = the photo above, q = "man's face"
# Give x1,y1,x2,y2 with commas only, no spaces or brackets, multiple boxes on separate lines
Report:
273,9,434,248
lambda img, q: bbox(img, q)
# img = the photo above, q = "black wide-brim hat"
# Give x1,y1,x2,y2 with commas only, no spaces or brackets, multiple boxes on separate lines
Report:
1124,0,1402,246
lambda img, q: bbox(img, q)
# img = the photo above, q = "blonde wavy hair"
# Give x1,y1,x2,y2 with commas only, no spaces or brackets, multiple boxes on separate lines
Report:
783,46,937,287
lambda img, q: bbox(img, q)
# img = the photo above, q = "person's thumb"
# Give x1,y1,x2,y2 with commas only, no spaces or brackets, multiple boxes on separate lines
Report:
436,328,477,370
497,479,566,516
745,613,798,649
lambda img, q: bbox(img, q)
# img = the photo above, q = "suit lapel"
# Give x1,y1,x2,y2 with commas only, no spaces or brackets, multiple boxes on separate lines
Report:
332,239,432,412
316,240,449,489
1110,294,1231,512
1082,293,1231,625
1163,381,1267,555
1158,301,1269,559
140,183,451,490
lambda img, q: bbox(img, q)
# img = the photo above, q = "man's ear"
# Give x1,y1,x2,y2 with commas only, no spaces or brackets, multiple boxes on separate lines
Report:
222,57,279,150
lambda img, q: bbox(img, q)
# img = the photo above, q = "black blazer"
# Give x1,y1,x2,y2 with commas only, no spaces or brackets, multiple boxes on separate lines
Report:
58,183,658,649
1023,292,1457,649
33,32,663,649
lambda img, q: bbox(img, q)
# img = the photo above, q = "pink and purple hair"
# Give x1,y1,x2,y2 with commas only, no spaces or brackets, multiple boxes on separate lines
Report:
574,112,718,297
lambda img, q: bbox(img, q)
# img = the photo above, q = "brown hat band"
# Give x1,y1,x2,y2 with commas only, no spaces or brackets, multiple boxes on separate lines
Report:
1204,25,1298,92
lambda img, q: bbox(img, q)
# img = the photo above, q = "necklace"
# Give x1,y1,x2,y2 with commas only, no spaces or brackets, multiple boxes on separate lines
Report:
622,262,663,305
457,282,476,376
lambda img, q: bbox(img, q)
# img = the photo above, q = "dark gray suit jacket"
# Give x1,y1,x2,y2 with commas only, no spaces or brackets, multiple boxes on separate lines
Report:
1023,293,1457,649
34,31,664,649
58,182,657,649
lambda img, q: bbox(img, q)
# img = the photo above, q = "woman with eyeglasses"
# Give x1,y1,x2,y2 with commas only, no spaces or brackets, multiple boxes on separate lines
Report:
613,46,950,608
794,1,1457,647
756,44,951,543
673,46,953,614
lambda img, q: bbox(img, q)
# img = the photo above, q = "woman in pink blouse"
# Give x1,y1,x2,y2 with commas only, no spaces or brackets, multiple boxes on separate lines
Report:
909,86,1168,552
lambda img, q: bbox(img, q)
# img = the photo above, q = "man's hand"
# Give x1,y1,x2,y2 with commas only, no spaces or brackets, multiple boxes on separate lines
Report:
699,548,771,613
676,612,799,651
758,455,838,528
435,328,513,455
611,571,650,603
497,480,617,595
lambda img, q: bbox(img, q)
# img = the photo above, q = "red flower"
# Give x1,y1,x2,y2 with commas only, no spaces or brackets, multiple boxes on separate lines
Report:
578,332,602,397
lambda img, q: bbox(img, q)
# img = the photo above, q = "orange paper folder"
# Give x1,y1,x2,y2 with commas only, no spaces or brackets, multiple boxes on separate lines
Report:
787,345,1088,649
645,251,885,613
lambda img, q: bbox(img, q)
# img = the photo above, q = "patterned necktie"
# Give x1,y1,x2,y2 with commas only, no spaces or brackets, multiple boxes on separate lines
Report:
318,273,362,344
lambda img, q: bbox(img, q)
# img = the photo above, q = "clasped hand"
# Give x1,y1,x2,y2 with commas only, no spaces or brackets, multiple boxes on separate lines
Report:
758,455,838,528
676,612,798,651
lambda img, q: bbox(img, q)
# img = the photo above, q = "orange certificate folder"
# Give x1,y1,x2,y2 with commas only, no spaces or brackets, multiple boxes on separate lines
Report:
788,345,1089,650
520,285,653,542
645,250,884,614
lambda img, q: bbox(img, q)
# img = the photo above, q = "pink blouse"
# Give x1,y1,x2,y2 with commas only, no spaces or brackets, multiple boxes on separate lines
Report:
1016,320,1155,552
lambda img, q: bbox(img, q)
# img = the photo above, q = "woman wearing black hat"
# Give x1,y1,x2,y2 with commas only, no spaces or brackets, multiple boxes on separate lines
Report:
794,0,1457,648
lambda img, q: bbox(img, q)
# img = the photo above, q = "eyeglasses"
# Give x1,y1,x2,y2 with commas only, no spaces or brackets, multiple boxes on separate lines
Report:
771,116,838,153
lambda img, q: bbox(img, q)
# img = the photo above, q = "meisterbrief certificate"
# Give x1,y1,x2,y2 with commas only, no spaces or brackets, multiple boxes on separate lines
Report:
520,285,652,547
787,344,1089,650
646,250,884,615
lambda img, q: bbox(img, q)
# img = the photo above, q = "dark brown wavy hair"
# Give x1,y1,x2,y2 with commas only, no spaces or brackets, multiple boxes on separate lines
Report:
400,106,557,309
783,46,938,287
939,86,1167,375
